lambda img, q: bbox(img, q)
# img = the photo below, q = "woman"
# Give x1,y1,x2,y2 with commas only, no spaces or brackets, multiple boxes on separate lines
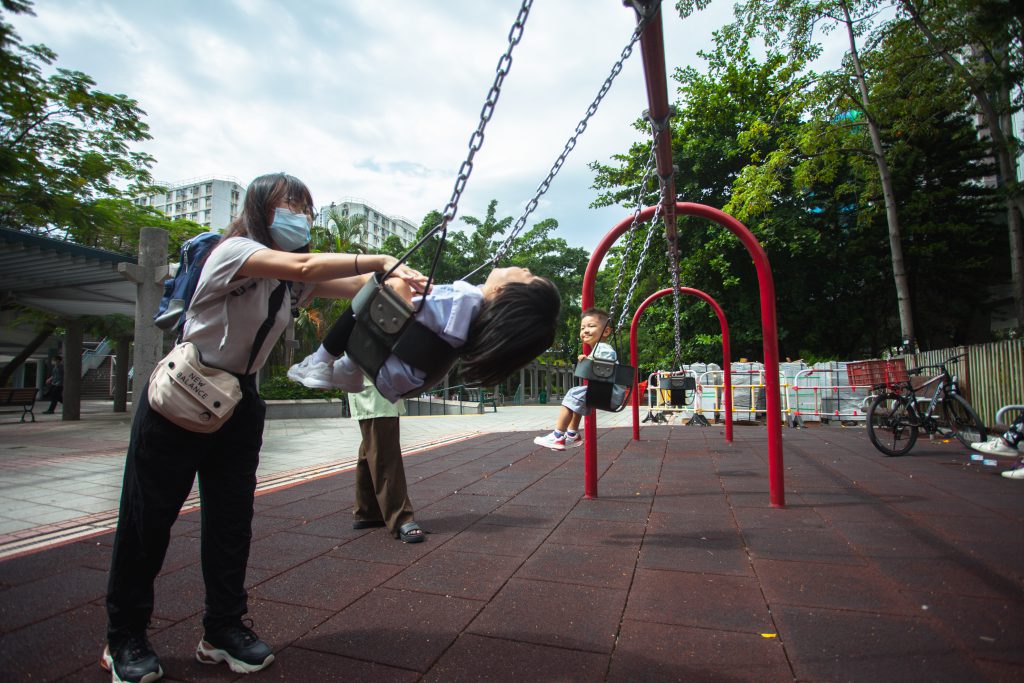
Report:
102,173,427,683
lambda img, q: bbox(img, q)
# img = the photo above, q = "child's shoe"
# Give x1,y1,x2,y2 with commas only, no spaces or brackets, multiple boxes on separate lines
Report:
287,354,333,389
533,432,566,451
564,432,583,448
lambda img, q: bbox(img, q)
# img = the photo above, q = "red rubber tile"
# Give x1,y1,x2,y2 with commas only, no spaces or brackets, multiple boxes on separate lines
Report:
384,549,522,601
625,568,773,633
422,633,609,682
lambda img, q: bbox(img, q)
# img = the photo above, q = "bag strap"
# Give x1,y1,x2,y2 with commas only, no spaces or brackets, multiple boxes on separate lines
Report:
245,281,288,376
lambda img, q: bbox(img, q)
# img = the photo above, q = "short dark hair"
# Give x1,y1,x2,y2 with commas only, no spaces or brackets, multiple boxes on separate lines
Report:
459,277,561,387
581,307,610,325
223,173,314,248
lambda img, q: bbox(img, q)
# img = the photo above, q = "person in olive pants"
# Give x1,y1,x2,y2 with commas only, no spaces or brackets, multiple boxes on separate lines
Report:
349,376,424,542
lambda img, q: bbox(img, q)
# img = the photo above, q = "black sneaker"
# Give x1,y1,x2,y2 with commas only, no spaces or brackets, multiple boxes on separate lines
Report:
100,631,163,683
196,621,275,674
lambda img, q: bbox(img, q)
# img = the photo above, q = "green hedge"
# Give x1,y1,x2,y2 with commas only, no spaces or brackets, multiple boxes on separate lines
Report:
259,375,347,400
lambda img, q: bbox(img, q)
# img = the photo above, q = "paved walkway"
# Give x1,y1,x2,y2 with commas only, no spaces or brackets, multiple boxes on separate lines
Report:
0,403,1021,681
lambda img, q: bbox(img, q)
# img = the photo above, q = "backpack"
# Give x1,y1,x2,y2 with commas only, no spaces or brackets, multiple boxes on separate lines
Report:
153,231,222,335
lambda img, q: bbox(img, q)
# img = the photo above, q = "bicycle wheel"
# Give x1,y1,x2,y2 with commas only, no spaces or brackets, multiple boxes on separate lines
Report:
939,394,987,448
867,392,918,456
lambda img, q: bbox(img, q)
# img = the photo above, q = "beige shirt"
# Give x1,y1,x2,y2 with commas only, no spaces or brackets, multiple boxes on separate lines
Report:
348,376,406,420
183,237,315,374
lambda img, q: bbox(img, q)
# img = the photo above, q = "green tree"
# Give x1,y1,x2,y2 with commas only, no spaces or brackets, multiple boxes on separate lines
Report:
0,0,173,252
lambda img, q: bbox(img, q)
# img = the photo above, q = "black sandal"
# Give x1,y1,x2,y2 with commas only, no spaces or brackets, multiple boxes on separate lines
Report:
398,521,426,543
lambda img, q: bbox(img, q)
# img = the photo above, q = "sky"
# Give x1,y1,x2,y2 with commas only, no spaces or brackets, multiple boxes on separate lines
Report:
8,0,847,253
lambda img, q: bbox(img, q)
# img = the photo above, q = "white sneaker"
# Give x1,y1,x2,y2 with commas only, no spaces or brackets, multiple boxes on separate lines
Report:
564,433,583,449
1001,464,1024,480
533,432,566,451
330,357,367,391
972,439,1020,457
287,354,333,389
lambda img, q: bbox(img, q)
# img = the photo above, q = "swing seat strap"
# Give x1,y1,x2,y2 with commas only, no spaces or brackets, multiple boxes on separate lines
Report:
347,275,460,395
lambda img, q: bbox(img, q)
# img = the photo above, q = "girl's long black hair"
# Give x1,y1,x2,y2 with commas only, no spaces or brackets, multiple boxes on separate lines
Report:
223,172,315,248
459,277,561,387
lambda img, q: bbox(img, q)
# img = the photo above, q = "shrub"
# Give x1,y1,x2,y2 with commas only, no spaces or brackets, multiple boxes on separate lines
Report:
259,375,347,400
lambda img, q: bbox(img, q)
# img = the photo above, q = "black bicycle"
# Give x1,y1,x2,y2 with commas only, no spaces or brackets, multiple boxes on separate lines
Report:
865,354,987,457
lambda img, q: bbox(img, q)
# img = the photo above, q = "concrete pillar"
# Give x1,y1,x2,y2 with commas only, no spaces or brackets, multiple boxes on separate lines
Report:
112,336,130,412
63,319,83,421
119,227,168,415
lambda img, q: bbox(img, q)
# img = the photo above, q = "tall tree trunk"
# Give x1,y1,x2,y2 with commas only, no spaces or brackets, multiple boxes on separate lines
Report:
902,0,1024,330
0,321,57,387
843,4,916,348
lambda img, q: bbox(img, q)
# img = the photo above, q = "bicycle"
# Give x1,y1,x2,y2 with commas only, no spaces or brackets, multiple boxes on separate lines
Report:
856,354,987,457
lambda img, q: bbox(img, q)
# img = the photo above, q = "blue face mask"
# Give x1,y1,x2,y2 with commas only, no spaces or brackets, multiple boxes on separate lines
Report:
270,208,311,251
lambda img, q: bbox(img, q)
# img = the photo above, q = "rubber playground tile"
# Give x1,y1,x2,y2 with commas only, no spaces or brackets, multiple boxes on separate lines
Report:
829,519,954,559
510,484,585,509
872,556,1015,600
328,526,445,564
257,493,351,521
482,502,569,529
729,503,829,529
249,509,307,538
753,558,916,616
0,602,108,682
415,507,491,536
440,522,552,559
625,568,773,633
269,646,421,682
607,619,791,683
455,475,541,498
0,536,111,583
638,525,752,576
567,497,652,523
900,589,1024,665
772,604,984,682
649,490,733,517
544,516,645,549
421,632,609,683
246,527,350,572
742,526,867,566
515,542,638,590
295,588,483,672
250,555,404,611
287,509,381,540
0,563,107,632
467,577,627,654
384,549,522,602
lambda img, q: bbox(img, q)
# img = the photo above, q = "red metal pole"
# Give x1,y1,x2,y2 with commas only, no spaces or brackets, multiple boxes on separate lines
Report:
630,287,734,442
583,202,784,506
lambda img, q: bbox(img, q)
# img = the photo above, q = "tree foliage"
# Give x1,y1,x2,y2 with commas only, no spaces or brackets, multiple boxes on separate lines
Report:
0,0,184,253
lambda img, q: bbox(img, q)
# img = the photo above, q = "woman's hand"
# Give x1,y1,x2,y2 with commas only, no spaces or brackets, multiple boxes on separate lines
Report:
381,256,431,295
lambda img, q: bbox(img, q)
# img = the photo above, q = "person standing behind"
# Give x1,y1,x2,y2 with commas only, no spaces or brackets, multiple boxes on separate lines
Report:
42,355,63,414
348,376,424,542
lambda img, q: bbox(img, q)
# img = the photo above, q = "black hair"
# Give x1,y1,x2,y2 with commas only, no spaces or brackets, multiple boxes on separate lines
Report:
580,307,610,325
223,172,314,248
459,277,561,387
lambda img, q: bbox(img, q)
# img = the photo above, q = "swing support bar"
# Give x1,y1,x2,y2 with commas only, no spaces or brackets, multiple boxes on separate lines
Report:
582,203,785,508
630,288,733,443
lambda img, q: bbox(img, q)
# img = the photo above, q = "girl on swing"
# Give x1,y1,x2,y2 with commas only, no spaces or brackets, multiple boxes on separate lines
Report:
288,265,561,401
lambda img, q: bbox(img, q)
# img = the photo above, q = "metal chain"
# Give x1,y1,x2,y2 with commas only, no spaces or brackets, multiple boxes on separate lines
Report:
669,223,683,369
608,118,661,329
620,200,662,329
464,10,654,279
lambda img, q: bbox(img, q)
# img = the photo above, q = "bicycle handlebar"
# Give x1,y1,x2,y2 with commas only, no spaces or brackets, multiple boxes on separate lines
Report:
909,352,965,374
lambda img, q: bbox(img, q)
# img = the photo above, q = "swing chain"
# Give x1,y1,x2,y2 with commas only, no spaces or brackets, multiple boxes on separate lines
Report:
669,227,683,369
471,9,655,278
440,0,533,228
608,144,658,328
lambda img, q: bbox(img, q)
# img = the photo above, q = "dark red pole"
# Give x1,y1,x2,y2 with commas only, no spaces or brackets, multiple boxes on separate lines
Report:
630,287,733,442
582,202,784,506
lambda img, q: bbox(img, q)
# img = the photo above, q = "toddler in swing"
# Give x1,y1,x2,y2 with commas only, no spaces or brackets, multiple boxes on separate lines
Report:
534,307,625,451
288,266,561,402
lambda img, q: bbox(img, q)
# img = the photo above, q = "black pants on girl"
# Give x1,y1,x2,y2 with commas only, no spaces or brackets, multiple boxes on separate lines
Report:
105,374,265,638
322,307,357,357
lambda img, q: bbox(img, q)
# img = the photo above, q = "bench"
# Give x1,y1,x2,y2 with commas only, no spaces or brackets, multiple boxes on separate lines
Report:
0,387,39,422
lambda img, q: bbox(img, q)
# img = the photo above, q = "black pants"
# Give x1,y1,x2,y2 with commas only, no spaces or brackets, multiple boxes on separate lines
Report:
106,375,265,638
355,417,414,535
46,385,62,412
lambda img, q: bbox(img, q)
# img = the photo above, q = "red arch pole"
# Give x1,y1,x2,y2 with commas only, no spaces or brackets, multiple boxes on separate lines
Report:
630,288,733,443
582,202,784,507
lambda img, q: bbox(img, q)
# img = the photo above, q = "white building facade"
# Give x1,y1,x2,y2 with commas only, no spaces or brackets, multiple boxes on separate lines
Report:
316,198,417,252
133,177,244,231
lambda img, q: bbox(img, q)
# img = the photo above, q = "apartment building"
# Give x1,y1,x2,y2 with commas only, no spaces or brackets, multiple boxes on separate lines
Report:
315,199,417,252
133,176,244,231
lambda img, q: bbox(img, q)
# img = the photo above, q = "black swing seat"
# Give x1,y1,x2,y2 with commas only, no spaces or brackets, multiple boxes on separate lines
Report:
346,274,460,399
574,357,635,412
667,375,696,407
